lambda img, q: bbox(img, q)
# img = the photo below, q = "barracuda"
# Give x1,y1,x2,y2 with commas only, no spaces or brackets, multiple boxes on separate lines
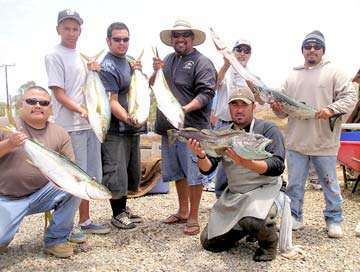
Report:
209,28,343,132
167,127,273,160
80,49,111,143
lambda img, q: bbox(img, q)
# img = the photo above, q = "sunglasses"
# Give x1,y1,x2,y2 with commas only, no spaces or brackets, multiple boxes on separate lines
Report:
171,31,193,38
303,44,322,50
111,37,130,43
25,98,50,106
234,47,251,54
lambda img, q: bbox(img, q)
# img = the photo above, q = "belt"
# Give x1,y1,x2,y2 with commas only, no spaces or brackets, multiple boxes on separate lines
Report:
219,119,232,124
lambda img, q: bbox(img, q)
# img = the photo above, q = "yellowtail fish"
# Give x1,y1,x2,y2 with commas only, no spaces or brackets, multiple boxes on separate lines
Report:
80,49,111,143
150,47,184,129
127,50,151,125
209,28,343,132
0,109,112,200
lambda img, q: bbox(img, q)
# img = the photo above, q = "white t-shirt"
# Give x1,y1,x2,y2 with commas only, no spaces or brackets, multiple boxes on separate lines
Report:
214,66,247,121
45,44,90,132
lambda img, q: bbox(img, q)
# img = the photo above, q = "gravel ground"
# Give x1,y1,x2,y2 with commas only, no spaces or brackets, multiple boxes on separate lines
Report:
1,176,360,272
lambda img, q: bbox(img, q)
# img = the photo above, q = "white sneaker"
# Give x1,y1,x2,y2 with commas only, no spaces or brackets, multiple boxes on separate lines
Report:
355,222,360,237
292,216,304,231
326,222,343,238
203,182,215,192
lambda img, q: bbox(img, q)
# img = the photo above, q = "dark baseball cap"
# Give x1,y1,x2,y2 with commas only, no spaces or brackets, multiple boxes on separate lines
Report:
57,9,83,25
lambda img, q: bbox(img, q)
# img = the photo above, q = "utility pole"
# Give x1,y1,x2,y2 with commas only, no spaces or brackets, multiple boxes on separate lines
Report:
0,63,16,106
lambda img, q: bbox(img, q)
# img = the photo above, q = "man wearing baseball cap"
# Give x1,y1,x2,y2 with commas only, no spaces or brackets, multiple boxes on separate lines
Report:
45,9,110,246
188,87,287,261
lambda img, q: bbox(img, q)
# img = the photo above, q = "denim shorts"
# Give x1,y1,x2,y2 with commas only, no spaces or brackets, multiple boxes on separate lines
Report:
161,136,207,186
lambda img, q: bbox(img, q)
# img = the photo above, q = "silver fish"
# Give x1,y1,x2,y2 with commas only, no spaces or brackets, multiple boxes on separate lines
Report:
209,28,343,131
0,111,112,201
80,50,111,143
150,47,185,129
127,50,151,125
167,127,273,160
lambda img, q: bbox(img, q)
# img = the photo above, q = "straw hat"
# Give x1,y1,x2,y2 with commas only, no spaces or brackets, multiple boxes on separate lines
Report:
160,18,206,46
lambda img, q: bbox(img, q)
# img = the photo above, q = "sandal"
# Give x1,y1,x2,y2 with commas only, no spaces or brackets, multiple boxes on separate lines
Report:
183,222,200,235
161,214,188,224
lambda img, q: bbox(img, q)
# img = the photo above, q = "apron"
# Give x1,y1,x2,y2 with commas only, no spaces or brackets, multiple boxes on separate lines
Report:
208,119,282,239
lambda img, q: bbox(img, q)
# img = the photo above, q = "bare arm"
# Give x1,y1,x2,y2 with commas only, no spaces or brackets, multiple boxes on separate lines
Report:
216,57,231,89
50,86,88,120
109,93,132,125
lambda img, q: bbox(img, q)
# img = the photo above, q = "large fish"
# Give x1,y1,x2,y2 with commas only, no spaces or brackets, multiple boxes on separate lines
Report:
209,28,343,131
80,50,111,143
150,47,185,129
167,127,273,160
0,110,112,201
127,50,151,125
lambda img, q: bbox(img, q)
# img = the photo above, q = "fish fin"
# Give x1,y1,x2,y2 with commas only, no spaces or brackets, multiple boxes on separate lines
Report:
183,127,200,132
329,112,346,132
44,211,52,230
80,49,105,62
167,129,179,144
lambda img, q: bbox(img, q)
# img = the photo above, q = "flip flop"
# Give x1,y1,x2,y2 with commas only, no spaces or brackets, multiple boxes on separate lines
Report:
183,222,200,235
161,214,188,224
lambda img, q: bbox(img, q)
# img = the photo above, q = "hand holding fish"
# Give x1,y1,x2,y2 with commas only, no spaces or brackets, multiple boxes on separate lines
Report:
270,101,284,115
7,128,27,148
131,60,142,71
188,138,206,158
79,107,89,121
152,57,164,72
315,107,334,119
87,61,100,72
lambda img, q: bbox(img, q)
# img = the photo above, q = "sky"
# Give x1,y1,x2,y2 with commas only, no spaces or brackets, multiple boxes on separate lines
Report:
0,0,359,102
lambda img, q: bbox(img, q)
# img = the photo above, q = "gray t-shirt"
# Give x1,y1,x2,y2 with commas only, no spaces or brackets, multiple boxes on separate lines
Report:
45,44,90,132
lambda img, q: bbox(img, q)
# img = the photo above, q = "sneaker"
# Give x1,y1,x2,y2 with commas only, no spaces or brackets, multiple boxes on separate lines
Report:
309,179,322,190
69,227,86,243
355,222,360,236
327,222,343,238
44,242,74,258
80,222,111,234
125,207,143,223
111,212,138,231
203,182,215,192
292,216,304,231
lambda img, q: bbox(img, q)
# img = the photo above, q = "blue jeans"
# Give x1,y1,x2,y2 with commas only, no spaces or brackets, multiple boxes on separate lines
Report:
286,150,343,224
214,119,232,198
161,136,207,186
0,182,81,248
69,129,102,183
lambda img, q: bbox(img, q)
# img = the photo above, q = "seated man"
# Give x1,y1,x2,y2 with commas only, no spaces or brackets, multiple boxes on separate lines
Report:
0,86,81,258
188,87,285,261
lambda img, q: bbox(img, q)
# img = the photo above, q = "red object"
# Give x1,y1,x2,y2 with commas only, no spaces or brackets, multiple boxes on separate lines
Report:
337,141,360,172
337,141,360,192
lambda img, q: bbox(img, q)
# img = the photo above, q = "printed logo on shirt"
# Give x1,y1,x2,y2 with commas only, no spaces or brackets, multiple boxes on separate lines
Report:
101,60,115,73
183,61,194,70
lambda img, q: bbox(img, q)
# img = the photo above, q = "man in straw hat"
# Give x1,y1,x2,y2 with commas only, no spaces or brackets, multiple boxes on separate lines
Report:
149,18,217,235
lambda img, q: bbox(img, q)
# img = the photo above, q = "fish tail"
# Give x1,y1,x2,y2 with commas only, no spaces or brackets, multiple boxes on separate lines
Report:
80,49,105,62
329,112,346,132
167,129,179,144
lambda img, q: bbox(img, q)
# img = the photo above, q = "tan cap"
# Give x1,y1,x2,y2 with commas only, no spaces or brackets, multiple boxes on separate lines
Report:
228,87,255,104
